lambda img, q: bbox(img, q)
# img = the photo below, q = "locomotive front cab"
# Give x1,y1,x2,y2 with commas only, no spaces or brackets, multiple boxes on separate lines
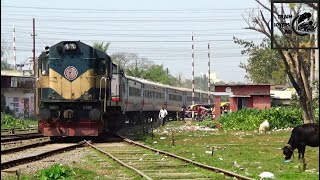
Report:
37,41,113,136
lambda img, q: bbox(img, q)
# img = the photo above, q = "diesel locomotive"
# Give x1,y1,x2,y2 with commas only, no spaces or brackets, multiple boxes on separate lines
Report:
37,41,214,138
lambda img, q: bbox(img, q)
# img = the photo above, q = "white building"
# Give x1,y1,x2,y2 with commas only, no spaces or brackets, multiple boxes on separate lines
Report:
1,70,35,118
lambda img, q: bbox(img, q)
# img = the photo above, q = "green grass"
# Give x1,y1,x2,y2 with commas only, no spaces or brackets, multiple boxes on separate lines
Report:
135,120,319,180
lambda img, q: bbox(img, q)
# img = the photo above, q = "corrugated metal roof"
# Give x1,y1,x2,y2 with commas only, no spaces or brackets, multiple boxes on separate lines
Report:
270,90,295,99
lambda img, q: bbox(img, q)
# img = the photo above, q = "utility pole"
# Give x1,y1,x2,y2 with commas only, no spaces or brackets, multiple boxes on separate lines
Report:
191,32,195,120
13,23,16,70
32,18,37,117
207,43,211,105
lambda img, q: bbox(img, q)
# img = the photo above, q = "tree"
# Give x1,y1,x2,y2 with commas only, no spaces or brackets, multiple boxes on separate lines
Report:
1,38,13,70
93,41,110,53
141,64,172,85
234,37,287,85
242,1,317,123
111,52,153,78
111,53,134,70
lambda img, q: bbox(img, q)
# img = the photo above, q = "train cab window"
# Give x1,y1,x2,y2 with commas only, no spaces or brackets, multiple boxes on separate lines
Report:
97,59,106,75
112,64,118,74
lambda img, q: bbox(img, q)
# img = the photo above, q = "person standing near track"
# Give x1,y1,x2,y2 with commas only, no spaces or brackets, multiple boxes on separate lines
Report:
159,106,168,126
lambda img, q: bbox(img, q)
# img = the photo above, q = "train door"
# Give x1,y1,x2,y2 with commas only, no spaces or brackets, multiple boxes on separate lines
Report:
141,84,145,112
111,74,120,103
164,88,168,108
121,77,129,112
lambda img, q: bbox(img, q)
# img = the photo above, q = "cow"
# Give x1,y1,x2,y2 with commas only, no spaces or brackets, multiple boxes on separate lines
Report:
282,123,319,171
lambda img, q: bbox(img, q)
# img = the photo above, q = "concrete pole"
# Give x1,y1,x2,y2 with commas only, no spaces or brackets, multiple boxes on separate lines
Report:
208,43,211,105
13,23,16,70
32,18,37,117
192,32,195,120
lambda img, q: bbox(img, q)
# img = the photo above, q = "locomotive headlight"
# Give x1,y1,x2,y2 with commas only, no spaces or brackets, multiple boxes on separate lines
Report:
64,43,77,51
39,108,51,120
89,109,101,121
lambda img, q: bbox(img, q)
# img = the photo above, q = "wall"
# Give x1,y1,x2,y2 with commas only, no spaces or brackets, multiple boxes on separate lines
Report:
215,85,270,95
252,95,271,110
1,88,34,118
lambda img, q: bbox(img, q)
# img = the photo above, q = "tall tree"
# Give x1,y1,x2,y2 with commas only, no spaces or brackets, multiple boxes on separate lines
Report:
93,42,110,53
1,38,13,70
243,1,317,123
234,37,287,85
141,64,172,85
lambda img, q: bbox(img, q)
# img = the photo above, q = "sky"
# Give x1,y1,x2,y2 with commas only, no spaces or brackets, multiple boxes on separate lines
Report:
1,0,269,83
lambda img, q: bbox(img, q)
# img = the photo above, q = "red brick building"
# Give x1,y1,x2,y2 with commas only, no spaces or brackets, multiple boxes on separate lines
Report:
214,84,271,119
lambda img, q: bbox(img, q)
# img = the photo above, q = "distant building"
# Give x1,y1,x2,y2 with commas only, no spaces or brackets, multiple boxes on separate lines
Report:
1,70,35,118
270,85,296,106
213,84,271,119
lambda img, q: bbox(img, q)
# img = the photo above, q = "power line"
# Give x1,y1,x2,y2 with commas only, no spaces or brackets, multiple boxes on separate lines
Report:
2,5,268,12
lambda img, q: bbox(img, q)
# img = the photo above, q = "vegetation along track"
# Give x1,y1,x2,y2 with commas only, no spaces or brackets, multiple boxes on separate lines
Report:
1,140,86,170
1,133,43,143
86,136,254,180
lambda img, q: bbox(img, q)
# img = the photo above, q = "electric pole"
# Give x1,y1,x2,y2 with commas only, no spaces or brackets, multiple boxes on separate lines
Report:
32,18,37,117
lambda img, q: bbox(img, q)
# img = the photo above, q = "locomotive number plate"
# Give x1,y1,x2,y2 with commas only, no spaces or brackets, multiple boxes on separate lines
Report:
64,66,78,81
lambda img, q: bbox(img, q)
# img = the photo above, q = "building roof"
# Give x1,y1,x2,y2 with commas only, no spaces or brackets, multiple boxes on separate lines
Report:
214,83,271,86
1,70,34,77
270,90,295,99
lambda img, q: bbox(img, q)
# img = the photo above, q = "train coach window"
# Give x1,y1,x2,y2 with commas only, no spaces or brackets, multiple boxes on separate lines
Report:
129,87,141,97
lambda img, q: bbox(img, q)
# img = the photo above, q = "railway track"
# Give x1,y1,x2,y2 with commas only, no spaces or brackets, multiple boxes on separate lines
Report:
1,140,86,170
86,136,254,180
1,133,44,143
1,128,38,135
1,139,52,155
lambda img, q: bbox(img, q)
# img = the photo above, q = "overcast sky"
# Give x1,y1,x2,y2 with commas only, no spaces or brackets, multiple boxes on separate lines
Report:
1,0,269,83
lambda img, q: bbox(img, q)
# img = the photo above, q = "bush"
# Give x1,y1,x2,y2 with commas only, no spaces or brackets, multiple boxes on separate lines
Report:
1,112,36,129
35,164,75,180
198,118,220,128
217,107,303,130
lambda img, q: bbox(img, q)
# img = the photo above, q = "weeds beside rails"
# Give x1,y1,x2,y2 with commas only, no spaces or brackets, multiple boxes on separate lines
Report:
1,112,37,130
217,107,304,131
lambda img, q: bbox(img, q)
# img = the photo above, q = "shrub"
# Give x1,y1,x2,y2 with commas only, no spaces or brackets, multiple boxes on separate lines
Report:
35,164,75,180
217,107,303,130
1,112,35,129
198,118,219,128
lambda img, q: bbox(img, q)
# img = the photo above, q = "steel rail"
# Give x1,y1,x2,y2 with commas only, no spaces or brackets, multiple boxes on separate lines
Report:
1,140,52,155
1,134,43,143
118,134,255,180
1,127,38,132
1,140,86,170
1,132,40,138
85,141,153,180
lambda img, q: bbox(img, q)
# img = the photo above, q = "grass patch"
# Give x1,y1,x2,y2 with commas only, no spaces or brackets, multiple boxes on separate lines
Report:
136,120,319,180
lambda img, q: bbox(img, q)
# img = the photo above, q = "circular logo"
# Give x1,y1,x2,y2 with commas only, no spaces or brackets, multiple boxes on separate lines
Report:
64,66,78,81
